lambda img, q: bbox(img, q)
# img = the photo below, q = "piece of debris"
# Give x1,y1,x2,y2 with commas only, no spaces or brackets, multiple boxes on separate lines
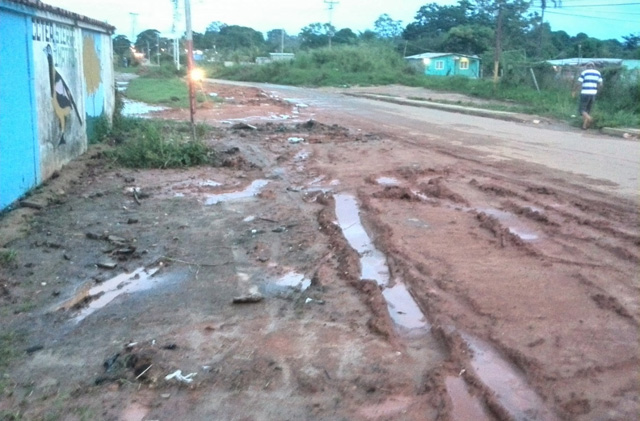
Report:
20,199,45,210
232,293,264,304
288,137,304,144
86,232,102,240
127,218,139,224
165,370,196,384
231,122,257,130
26,345,44,354
97,261,118,270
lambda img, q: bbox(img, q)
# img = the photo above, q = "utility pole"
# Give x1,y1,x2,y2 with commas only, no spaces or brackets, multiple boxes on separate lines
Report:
184,0,196,138
156,33,160,65
280,29,284,54
493,2,503,85
324,0,339,48
538,0,546,58
129,12,138,42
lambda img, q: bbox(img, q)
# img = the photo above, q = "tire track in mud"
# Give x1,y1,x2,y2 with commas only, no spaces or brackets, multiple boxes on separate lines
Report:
315,190,559,420
339,160,638,420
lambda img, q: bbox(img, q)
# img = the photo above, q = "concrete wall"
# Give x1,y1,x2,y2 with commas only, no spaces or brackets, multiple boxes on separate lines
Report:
0,6,40,209
0,0,114,209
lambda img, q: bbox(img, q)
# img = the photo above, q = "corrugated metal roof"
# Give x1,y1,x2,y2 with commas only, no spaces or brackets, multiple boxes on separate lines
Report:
2,0,115,32
545,58,623,66
405,52,480,60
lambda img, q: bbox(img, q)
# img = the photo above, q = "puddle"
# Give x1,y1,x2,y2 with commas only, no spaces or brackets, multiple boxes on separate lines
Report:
275,272,311,291
382,282,428,330
445,376,491,421
205,179,269,205
377,177,401,186
70,267,163,323
334,194,389,285
333,193,554,418
464,335,558,421
476,207,540,242
122,98,167,116
198,180,222,187
261,271,311,296
334,194,428,332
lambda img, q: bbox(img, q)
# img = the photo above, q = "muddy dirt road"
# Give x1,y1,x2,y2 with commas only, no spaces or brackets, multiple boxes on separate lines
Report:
0,80,638,421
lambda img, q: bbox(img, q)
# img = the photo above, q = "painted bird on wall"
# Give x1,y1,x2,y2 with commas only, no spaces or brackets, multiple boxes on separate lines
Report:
45,44,82,145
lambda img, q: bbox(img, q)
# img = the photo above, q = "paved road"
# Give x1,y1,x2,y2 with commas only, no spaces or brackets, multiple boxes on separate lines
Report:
211,80,640,201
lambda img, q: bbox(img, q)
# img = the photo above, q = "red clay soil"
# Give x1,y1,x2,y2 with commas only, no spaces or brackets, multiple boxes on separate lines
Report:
0,81,637,420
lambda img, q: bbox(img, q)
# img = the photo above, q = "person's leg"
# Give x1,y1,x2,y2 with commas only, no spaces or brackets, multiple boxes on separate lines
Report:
579,95,593,129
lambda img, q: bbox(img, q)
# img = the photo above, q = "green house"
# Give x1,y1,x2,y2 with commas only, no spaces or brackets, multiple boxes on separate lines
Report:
405,52,481,79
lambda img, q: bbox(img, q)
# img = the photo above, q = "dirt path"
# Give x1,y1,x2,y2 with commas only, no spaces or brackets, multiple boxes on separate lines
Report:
0,80,638,421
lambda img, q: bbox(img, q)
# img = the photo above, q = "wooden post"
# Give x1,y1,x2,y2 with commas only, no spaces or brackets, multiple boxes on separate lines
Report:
493,3,503,86
185,0,196,138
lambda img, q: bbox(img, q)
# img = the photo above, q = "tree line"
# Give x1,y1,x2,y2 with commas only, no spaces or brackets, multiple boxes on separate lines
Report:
113,0,640,65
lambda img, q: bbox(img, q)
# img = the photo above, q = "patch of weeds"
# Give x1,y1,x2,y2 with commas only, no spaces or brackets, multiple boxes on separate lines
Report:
0,410,22,420
105,120,214,169
0,331,25,393
0,249,17,268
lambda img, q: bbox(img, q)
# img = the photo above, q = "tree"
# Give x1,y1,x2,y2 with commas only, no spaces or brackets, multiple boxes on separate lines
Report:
112,35,131,57
135,29,161,58
443,24,494,54
266,29,297,53
622,33,640,50
216,25,265,51
299,23,334,49
333,28,358,45
374,14,403,39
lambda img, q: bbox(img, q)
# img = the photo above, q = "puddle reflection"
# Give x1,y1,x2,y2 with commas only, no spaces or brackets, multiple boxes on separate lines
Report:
73,267,161,323
464,335,558,421
205,180,269,205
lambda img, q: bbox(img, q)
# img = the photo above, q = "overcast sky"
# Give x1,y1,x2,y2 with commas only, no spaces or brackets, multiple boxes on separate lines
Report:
44,0,640,42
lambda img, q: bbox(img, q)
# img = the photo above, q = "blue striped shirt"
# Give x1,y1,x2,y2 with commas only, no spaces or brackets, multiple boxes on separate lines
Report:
578,69,602,95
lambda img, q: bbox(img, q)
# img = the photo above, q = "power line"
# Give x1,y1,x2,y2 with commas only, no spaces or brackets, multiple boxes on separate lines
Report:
545,9,640,22
560,3,640,7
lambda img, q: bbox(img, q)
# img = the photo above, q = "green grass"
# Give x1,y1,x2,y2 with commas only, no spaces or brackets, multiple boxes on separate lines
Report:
125,77,209,108
0,249,16,268
105,119,214,169
125,77,191,108
0,331,24,395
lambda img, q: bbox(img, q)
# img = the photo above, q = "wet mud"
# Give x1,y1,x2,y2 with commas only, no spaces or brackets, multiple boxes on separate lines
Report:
0,81,638,420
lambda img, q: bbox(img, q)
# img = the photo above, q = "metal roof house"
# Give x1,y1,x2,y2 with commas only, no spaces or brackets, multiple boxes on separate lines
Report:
0,0,115,210
405,52,481,79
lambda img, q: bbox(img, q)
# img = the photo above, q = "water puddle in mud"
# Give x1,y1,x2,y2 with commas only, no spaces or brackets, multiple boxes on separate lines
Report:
476,208,540,241
445,376,492,421
205,180,269,205
69,267,163,323
261,271,311,296
334,194,428,332
382,283,428,330
334,194,390,285
334,193,554,420
377,177,401,186
464,335,558,421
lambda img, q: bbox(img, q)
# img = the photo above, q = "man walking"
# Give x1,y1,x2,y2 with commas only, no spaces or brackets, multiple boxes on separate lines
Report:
574,62,603,130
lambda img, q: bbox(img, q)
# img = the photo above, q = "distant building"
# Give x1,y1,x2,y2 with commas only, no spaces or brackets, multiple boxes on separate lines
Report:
0,0,115,210
405,53,481,79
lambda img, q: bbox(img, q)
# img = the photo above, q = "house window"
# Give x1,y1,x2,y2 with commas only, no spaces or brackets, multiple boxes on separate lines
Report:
435,60,444,70
460,60,469,70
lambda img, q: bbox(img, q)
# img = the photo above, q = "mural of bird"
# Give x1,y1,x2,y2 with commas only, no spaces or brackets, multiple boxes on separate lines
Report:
45,44,82,145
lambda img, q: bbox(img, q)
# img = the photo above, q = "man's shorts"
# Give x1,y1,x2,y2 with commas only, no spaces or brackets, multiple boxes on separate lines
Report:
578,94,596,114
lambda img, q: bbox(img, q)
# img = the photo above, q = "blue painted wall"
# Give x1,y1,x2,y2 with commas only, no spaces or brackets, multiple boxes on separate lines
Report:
0,9,40,209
